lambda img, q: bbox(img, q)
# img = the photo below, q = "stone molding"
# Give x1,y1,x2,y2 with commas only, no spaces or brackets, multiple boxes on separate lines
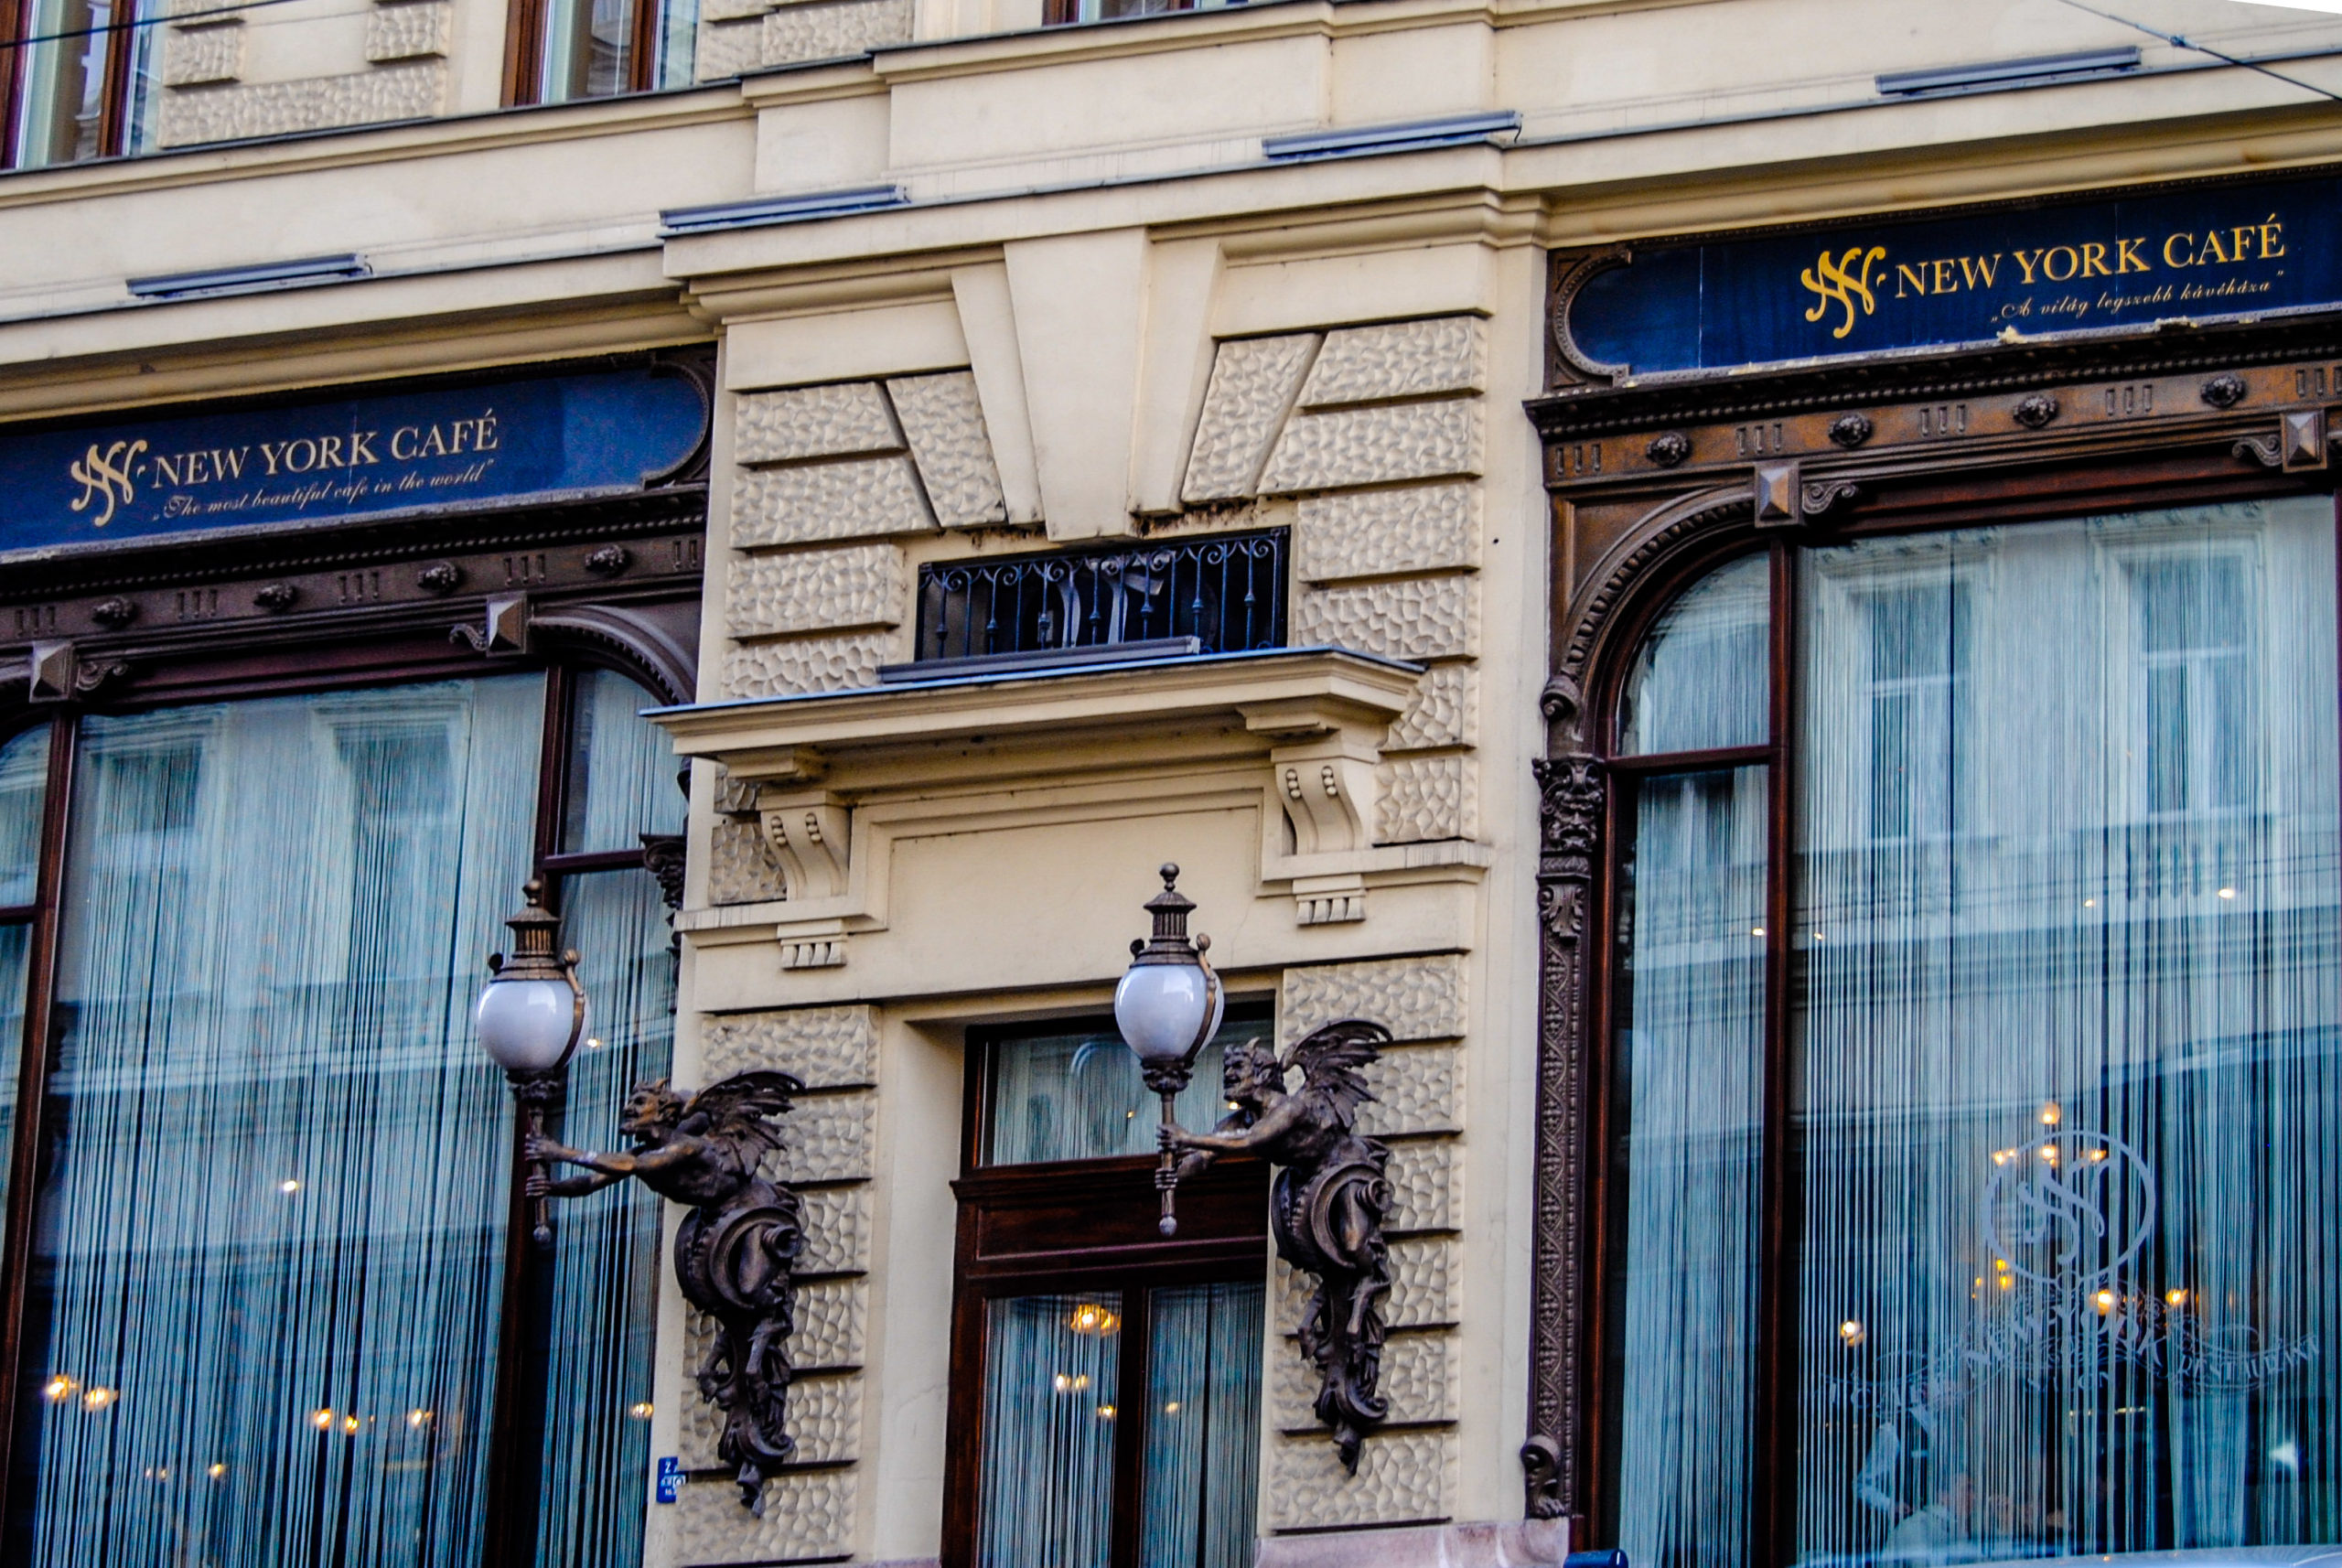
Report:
693,0,910,81
156,59,443,148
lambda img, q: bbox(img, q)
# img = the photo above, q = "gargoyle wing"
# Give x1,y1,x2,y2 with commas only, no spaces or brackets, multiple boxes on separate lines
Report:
1283,1018,1390,1133
680,1069,806,1170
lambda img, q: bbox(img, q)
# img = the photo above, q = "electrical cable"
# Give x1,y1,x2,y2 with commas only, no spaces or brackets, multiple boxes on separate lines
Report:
2051,0,2342,104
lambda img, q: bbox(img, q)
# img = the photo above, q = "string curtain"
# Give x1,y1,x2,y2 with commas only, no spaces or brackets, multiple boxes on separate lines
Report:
1796,500,2342,1563
533,668,685,1568
18,677,541,1563
1139,1281,1265,1568
0,725,48,1244
979,1292,1125,1568
1611,499,2342,1566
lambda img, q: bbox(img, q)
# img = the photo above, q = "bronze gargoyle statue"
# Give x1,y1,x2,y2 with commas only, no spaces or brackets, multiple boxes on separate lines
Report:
529,1069,805,1512
1162,1018,1394,1470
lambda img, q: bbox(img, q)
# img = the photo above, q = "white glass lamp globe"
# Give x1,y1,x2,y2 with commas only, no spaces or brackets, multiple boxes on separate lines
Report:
1114,961,1222,1068
475,979,583,1075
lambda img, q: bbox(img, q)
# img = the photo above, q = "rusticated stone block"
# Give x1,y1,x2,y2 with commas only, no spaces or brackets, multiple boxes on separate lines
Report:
798,1185,870,1276
1272,1330,1453,1431
1182,334,1319,503
674,1464,854,1563
793,1278,868,1369
766,1090,876,1186
1293,575,1476,661
1282,954,1466,1046
1384,1139,1456,1234
706,819,786,906
888,371,1007,529
1385,665,1475,752
363,1,449,61
701,0,768,20
761,0,911,64
1257,400,1481,495
712,769,759,816
1376,755,1476,844
734,457,934,545
156,61,443,146
724,631,900,697
1295,485,1480,583
163,25,243,86
703,1006,877,1088
734,383,899,466
1274,1240,1454,1333
694,15,763,78
725,545,903,639
1356,1043,1462,1137
1298,317,1486,409
1265,1428,1456,1530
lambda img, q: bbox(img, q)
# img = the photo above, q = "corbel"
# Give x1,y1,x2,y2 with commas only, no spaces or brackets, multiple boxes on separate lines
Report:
1242,697,1382,859
757,789,851,901
449,595,530,654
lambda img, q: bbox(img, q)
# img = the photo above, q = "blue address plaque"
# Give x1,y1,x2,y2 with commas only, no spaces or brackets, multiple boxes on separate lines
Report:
1563,169,2342,379
0,360,708,560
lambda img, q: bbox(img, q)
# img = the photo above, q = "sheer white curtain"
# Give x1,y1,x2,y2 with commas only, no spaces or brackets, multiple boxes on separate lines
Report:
533,669,684,1568
1795,499,2342,1563
980,1293,1125,1568
23,676,542,1566
1139,1281,1263,1568
986,1018,1273,1166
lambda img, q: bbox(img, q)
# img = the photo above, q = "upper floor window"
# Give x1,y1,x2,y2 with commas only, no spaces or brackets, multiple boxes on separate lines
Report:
909,530,1287,676
507,0,696,105
948,1011,1272,1568
4,0,156,169
1044,0,1239,24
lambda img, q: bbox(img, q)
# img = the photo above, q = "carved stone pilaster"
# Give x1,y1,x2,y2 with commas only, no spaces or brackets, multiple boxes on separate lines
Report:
1522,751,1605,1520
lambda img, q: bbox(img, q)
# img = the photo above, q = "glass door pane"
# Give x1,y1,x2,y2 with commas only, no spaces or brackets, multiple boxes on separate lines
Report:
1794,499,2342,1563
1606,766,1770,1568
1140,1280,1263,1568
13,676,543,1565
0,725,48,1237
979,1292,1123,1568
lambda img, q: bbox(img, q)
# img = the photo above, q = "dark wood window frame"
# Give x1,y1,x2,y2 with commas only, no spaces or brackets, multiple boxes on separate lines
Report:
502,0,669,107
0,372,709,1555
1,0,145,168
1522,313,2342,1557
941,1010,1273,1568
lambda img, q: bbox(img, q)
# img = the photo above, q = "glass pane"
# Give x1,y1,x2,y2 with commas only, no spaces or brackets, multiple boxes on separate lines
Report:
542,0,639,102
1607,766,1769,1568
13,676,543,1564
1794,498,2342,1564
1140,1280,1264,1568
532,869,675,1568
564,668,686,854
12,0,118,167
986,1013,1273,1165
1618,552,1770,756
0,925,30,1240
979,1292,1123,1568
654,0,697,87
0,725,50,907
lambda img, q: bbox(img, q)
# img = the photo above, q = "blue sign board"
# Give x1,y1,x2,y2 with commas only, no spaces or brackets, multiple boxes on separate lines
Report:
655,1456,682,1504
1565,170,2342,378
0,362,706,560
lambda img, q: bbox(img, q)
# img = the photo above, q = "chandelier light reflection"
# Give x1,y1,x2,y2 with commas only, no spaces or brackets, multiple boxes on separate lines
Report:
473,877,588,1247
1112,864,1222,1238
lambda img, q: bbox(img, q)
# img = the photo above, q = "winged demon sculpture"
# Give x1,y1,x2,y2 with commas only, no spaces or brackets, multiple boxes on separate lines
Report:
1162,1018,1395,1470
528,1069,806,1512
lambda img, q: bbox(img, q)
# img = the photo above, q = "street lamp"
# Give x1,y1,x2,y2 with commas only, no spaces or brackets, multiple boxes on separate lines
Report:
475,876,587,1247
1114,864,1221,1237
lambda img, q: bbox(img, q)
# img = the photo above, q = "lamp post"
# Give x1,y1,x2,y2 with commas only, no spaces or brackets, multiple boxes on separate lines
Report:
1114,864,1222,1237
474,876,588,1247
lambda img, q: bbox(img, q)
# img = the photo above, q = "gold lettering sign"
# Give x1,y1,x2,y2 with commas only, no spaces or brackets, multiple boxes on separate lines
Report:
68,439,147,529
1800,246,1888,338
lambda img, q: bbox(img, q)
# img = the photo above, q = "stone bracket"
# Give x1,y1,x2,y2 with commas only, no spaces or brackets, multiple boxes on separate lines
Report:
759,789,852,901
1242,693,1396,924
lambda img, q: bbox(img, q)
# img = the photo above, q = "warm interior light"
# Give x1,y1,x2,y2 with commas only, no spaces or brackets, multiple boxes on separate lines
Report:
628,1402,655,1420
43,1376,74,1403
310,1409,334,1431
407,1410,433,1428
1163,1402,1181,1414
2095,1289,2118,1313
2039,1103,2063,1125
278,1179,300,1194
1837,1320,1865,1344
207,1464,226,1479
2218,887,2238,899
81,1387,114,1412
1751,927,1766,938
342,1415,360,1434
1096,1404,1116,1420
2167,1288,2189,1306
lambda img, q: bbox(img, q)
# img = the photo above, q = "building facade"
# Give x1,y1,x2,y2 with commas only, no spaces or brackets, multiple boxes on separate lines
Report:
4,0,2342,1564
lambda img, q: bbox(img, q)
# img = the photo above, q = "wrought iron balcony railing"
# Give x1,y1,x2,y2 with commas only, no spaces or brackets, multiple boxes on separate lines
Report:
896,530,1287,679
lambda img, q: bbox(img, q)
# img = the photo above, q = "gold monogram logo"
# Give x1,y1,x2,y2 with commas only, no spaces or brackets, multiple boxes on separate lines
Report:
1800,245,1889,339
68,439,147,529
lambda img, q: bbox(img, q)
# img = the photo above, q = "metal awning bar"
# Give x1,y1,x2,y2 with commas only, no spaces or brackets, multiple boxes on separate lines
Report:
1262,111,1520,163
126,252,371,300
1878,46,2140,97
660,186,909,235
